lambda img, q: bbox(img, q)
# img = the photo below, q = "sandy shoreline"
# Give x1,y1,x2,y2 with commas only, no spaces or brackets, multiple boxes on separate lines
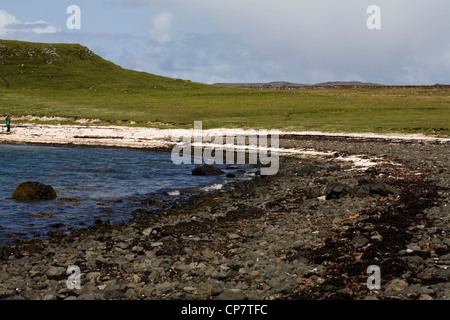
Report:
1,123,448,175
1,123,448,148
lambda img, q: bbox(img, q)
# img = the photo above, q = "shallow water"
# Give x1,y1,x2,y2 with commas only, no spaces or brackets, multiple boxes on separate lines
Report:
0,144,253,244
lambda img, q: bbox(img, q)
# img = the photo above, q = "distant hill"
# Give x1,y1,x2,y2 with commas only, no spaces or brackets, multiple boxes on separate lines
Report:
214,81,310,88
314,81,383,87
214,80,383,89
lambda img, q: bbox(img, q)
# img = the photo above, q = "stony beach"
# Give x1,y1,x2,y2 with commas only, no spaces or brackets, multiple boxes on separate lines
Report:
0,126,449,301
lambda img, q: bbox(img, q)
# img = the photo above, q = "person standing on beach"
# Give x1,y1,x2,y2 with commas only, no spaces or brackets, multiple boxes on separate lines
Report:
5,115,11,133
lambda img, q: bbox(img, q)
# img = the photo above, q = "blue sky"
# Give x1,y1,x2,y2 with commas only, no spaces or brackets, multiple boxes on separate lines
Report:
1,0,449,85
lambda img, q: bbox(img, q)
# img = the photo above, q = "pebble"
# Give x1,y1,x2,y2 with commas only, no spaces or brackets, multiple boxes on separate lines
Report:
269,280,297,295
386,279,409,293
215,289,245,300
352,235,369,248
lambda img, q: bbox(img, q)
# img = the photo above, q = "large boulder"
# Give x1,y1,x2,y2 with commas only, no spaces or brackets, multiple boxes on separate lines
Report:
192,164,224,176
12,181,57,201
353,180,398,197
326,182,353,200
325,180,398,200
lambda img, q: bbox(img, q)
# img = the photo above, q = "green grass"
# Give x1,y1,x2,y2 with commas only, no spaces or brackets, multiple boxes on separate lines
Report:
1,39,449,136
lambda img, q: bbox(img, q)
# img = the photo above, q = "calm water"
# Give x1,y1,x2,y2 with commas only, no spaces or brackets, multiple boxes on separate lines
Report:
0,144,254,244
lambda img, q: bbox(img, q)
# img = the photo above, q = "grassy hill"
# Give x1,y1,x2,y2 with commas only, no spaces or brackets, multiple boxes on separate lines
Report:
0,40,206,91
0,39,449,135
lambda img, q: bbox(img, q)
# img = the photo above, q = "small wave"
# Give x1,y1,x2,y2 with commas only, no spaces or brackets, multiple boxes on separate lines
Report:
166,190,181,196
202,183,223,192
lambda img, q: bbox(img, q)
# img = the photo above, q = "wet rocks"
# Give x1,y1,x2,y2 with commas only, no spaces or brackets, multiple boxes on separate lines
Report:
0,246,10,261
0,135,448,301
12,181,57,201
192,165,224,176
326,182,352,199
325,180,397,200
353,180,398,197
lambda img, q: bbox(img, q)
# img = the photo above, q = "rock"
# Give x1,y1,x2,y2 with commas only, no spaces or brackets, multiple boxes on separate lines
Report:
228,233,240,239
402,284,427,297
303,187,322,199
296,164,320,176
325,180,397,199
326,182,352,200
192,165,224,176
215,288,245,300
44,293,57,300
78,293,96,300
140,198,163,206
131,208,152,218
352,235,369,248
0,246,10,261
386,279,409,293
97,284,107,291
46,265,65,277
201,249,216,260
269,279,297,295
354,180,397,197
103,290,124,300
155,282,173,292
142,227,153,236
12,181,57,201
406,243,421,252
151,242,163,247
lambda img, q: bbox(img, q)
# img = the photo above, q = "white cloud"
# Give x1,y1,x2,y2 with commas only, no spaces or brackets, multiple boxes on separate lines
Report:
148,12,175,44
0,10,60,36
2,1,449,85
0,10,20,34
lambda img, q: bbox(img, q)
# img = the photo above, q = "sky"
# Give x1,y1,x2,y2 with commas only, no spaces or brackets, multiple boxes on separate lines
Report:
1,0,449,85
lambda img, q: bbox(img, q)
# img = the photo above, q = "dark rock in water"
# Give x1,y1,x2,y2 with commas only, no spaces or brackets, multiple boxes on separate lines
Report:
12,181,57,201
192,164,224,176
141,198,163,205
132,208,154,218
49,223,64,229
326,182,352,200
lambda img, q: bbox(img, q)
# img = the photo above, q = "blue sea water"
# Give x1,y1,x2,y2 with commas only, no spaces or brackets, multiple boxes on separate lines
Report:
0,143,253,244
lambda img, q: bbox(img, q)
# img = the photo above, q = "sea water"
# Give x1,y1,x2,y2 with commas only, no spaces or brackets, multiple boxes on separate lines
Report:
0,143,254,244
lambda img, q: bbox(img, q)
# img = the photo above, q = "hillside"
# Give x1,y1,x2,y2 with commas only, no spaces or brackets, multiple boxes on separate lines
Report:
0,39,206,91
0,40,448,135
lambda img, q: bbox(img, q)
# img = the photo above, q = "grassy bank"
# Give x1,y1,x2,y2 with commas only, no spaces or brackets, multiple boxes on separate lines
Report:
1,40,449,135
